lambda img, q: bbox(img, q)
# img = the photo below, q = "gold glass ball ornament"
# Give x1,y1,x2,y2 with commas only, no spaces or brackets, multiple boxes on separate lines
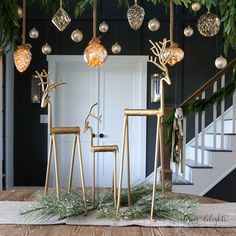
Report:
84,38,108,68
184,26,194,37
197,12,221,37
17,6,23,18
29,27,39,39
148,18,160,32
71,29,83,42
99,21,109,33
14,44,32,73
215,56,227,69
41,43,52,55
162,43,184,66
191,2,201,12
111,42,122,54
127,2,145,30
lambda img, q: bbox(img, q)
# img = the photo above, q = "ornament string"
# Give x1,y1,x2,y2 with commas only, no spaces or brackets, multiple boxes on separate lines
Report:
60,0,62,8
22,0,26,44
135,0,137,4
170,0,174,44
93,0,97,39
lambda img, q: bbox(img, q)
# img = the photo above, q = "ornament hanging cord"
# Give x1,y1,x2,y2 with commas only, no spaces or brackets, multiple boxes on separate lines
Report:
22,0,26,44
93,0,97,39
170,0,174,44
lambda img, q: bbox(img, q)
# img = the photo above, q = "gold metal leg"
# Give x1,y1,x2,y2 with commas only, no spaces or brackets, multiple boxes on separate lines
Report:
77,134,87,211
116,115,128,214
92,151,95,203
52,134,60,199
126,118,131,206
151,116,160,221
44,136,53,195
159,118,165,194
68,135,77,193
113,151,117,208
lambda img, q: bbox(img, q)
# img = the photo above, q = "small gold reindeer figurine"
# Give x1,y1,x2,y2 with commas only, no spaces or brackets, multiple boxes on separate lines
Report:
36,70,87,210
83,103,118,207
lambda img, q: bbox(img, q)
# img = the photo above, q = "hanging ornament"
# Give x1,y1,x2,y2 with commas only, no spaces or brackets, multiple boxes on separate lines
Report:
184,26,194,37
41,43,52,55
111,43,122,54
162,43,184,66
127,0,145,30
84,0,107,68
191,2,201,12
197,11,221,37
17,6,23,18
148,18,160,32
52,0,71,31
71,29,83,42
215,56,227,69
29,27,39,39
14,44,32,73
99,21,109,33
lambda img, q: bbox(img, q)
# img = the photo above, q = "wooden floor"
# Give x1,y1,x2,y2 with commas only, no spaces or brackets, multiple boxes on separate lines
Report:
0,188,235,236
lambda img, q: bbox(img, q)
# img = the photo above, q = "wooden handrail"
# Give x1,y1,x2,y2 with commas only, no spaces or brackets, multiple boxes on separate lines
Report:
180,58,236,107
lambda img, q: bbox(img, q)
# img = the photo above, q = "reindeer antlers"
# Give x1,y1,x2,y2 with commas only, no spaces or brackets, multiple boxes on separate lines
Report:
84,103,102,125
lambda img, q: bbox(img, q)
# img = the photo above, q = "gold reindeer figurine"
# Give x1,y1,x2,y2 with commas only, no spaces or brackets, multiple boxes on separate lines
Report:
116,38,172,221
83,103,118,207
36,70,87,210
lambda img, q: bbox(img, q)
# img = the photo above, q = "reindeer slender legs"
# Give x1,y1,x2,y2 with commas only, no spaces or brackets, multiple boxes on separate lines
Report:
44,136,53,195
68,136,77,192
126,118,131,206
92,151,95,203
116,115,128,214
77,134,87,211
159,118,165,194
151,116,161,221
52,134,60,199
113,151,117,208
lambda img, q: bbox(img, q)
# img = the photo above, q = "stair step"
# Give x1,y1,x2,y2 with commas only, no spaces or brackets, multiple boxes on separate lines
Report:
206,133,236,136
191,146,232,152
172,174,193,185
185,159,212,169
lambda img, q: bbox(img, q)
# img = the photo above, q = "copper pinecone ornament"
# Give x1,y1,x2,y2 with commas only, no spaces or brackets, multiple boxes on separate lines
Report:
14,44,32,72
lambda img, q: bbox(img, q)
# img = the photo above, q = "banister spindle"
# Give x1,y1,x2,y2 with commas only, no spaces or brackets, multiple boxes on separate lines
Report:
195,97,199,163
233,69,236,134
213,82,217,149
182,117,186,178
201,92,205,164
220,75,225,149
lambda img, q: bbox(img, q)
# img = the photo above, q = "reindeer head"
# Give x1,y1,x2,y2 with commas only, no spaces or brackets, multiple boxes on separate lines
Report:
148,38,172,86
83,103,102,133
35,70,66,108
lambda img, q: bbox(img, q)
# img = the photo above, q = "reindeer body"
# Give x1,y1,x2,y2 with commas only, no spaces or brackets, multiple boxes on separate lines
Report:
84,103,118,207
36,70,86,211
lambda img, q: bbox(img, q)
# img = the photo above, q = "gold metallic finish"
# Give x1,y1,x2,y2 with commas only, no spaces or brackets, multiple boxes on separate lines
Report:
126,118,131,207
68,136,77,192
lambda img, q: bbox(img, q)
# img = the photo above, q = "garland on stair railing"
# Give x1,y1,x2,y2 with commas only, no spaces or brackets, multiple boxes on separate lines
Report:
164,66,236,153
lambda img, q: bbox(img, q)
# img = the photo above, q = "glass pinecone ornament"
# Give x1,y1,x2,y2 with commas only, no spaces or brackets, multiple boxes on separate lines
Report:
52,7,71,31
111,43,121,54
191,2,201,12
41,43,52,55
71,29,83,42
84,38,108,68
162,43,184,66
127,1,145,30
148,18,160,32
197,12,221,37
215,56,227,69
184,26,194,37
29,27,39,39
99,21,109,33
14,44,32,73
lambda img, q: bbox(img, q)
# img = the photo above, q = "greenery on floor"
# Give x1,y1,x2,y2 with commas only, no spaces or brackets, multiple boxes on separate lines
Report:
21,182,197,222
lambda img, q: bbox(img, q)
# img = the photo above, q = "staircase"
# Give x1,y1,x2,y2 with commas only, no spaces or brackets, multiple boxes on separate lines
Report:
171,58,236,196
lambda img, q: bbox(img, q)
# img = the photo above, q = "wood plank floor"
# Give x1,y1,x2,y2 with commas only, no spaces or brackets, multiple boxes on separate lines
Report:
0,188,235,236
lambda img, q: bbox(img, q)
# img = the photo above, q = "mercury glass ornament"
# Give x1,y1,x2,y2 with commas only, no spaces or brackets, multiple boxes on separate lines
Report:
215,56,227,69
14,44,32,73
29,27,39,39
184,26,194,37
127,1,145,30
111,43,122,54
162,43,184,66
99,21,109,33
17,6,23,18
52,7,71,31
191,2,201,12
71,29,83,42
84,38,108,68
41,43,52,55
197,12,221,37
148,18,160,32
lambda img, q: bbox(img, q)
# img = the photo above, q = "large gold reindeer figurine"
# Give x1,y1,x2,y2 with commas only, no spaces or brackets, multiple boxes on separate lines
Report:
36,70,86,209
83,103,118,207
116,39,171,221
